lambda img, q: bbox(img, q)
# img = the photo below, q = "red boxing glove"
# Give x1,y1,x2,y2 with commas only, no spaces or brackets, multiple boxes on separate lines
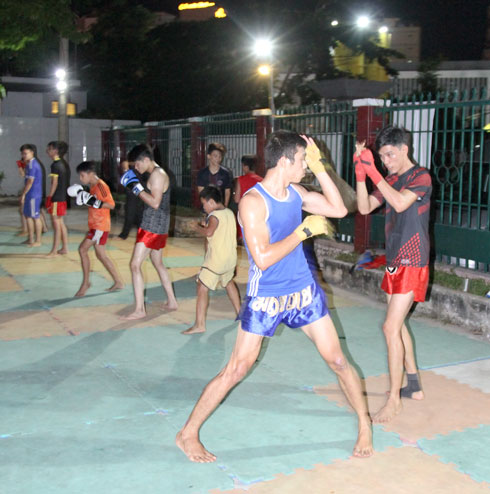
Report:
353,153,366,182
360,149,383,185
16,160,25,169
45,196,52,210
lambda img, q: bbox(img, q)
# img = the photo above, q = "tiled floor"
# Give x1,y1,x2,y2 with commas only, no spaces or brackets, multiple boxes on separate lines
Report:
1,216,489,493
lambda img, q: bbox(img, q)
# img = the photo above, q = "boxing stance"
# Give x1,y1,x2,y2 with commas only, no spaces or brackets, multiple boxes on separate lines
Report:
68,161,123,297
176,130,373,463
355,126,431,423
120,144,178,320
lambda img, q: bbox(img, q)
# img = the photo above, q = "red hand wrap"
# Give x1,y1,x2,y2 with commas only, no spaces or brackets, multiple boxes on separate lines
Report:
360,149,383,185
353,153,366,182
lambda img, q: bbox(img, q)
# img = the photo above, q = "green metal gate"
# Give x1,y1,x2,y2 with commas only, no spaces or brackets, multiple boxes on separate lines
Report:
378,90,490,271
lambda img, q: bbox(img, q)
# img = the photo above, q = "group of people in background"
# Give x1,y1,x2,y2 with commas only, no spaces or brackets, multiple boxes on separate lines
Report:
17,141,70,255
15,125,431,464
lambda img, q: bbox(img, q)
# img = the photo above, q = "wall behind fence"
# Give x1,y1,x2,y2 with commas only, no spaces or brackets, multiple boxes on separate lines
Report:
0,117,139,195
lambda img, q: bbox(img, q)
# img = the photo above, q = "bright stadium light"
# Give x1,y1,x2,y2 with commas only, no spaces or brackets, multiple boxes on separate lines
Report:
356,16,370,28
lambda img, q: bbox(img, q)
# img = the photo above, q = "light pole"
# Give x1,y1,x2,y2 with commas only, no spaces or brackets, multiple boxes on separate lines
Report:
253,38,275,115
55,68,68,144
257,64,275,115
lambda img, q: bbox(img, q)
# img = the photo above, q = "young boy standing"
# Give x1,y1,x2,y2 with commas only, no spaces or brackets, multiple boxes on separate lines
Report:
182,185,241,335
19,144,44,247
46,141,69,256
68,161,124,297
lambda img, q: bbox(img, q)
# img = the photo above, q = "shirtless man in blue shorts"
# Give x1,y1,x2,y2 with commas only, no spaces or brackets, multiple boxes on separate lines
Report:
176,130,373,462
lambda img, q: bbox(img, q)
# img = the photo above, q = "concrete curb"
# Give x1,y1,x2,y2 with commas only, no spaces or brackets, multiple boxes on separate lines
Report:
314,239,490,340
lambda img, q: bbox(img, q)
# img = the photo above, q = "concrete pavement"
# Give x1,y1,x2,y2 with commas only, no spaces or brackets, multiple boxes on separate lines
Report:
0,204,489,493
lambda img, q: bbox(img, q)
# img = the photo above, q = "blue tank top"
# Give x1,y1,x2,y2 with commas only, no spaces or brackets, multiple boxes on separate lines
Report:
243,182,313,297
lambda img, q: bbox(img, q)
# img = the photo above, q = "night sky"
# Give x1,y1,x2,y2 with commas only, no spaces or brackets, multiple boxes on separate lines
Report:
158,0,489,61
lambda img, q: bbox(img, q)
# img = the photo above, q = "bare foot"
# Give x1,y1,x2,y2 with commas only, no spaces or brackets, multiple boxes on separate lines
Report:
22,239,31,245
176,430,216,463
106,282,124,292
181,326,206,335
74,283,91,297
57,248,68,255
409,390,424,400
163,301,178,311
373,399,402,424
28,242,42,247
16,231,28,236
352,423,374,458
119,310,146,321
44,251,59,258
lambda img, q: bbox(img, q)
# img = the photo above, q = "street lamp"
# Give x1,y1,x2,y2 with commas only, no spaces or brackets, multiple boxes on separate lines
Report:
253,37,275,115
55,67,68,143
257,64,275,115
356,15,370,28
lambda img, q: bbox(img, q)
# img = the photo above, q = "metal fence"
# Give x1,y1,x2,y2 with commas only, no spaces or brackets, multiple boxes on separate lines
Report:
102,92,489,272
378,90,490,271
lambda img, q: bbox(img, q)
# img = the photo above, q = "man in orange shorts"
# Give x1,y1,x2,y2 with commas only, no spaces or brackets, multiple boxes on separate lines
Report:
355,125,432,423
120,144,178,320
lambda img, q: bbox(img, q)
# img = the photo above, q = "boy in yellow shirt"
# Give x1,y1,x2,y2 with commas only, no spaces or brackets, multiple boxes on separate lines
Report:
183,186,241,334
68,161,124,297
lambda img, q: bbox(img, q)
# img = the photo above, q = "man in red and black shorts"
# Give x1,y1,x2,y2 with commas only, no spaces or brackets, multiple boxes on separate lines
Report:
119,144,178,320
45,141,70,256
355,125,432,423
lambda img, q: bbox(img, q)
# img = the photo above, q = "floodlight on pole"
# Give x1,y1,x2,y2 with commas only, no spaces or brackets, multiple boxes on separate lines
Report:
379,26,388,33
253,38,273,58
356,16,370,28
331,20,339,26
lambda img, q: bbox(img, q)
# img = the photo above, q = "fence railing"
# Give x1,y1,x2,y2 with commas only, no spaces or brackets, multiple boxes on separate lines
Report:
102,93,490,272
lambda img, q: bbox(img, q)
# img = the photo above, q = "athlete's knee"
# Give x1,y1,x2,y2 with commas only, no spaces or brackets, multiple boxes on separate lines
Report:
382,321,400,340
130,259,141,274
327,354,349,373
221,359,253,384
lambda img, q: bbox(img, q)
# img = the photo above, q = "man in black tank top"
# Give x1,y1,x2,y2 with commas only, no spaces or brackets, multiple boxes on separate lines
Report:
120,144,178,320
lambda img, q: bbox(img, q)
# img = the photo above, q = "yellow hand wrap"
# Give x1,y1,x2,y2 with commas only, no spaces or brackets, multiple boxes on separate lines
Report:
305,143,326,176
294,215,329,241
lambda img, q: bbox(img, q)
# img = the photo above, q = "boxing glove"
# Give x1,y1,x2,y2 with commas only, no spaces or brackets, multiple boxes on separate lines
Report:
76,191,102,209
67,184,84,198
294,215,329,241
120,170,144,196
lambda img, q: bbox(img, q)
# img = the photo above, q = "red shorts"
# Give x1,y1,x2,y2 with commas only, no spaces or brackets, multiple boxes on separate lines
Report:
86,229,109,246
47,199,67,217
381,265,429,302
136,228,168,250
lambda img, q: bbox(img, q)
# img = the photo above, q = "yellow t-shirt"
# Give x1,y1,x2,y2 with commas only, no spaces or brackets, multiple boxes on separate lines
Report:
203,208,237,273
88,179,114,231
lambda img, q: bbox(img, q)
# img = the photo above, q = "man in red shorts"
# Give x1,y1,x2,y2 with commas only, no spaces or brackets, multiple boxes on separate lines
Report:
355,125,432,423
120,144,178,320
45,141,69,256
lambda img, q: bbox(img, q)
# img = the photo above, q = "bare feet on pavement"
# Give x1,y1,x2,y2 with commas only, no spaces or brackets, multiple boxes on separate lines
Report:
352,423,374,458
57,248,68,255
119,310,146,321
373,398,402,423
176,431,216,463
181,326,205,335
163,301,178,311
74,283,91,297
27,242,42,248
106,282,124,292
